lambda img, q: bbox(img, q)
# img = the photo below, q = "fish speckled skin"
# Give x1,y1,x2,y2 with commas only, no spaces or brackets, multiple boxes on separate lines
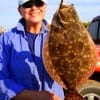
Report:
43,2,98,100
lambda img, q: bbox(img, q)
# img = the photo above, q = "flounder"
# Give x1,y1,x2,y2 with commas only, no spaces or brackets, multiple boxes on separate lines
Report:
42,0,98,99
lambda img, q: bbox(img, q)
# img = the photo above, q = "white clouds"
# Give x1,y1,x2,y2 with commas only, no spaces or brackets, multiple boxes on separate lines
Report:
0,0,100,29
67,0,100,6
74,3,100,22
67,0,100,3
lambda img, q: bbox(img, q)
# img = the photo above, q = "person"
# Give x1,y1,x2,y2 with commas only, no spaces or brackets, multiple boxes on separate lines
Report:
0,0,64,100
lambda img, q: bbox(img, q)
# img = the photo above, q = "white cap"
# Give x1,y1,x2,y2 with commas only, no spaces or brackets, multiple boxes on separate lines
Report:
18,0,47,6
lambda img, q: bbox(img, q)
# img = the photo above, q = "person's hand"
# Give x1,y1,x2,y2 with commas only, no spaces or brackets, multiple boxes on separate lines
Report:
38,91,62,100
12,90,62,100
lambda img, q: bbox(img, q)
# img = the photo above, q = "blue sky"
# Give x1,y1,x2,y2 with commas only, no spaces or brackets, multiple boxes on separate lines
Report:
0,0,100,30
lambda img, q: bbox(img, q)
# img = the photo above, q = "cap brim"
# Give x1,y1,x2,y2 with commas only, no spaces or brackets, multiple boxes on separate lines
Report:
41,0,47,4
19,0,47,6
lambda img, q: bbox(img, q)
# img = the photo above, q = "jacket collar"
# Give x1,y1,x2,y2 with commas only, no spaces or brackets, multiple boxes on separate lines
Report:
16,18,48,35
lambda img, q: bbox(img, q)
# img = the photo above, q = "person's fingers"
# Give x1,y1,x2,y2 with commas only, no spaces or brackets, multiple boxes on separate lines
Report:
51,93,62,100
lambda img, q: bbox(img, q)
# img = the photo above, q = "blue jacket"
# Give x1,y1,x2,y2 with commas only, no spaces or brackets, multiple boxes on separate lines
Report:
0,19,64,100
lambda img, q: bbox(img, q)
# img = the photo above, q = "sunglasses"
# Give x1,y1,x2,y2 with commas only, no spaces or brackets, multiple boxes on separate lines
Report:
22,0,44,8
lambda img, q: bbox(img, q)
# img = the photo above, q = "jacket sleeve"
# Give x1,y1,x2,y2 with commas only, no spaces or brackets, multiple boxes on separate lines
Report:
0,34,25,100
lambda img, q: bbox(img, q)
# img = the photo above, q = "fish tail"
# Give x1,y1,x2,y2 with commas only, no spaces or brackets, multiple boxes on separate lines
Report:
64,93,84,100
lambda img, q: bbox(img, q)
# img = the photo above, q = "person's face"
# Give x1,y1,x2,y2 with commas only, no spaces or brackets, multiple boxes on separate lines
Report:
18,0,47,24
